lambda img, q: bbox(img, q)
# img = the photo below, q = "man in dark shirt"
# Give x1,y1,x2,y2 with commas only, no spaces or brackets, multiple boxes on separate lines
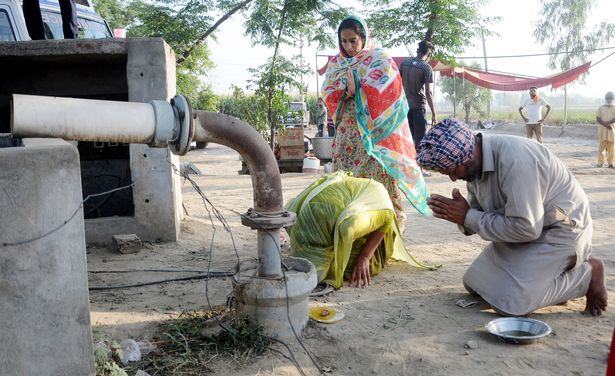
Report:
400,41,437,152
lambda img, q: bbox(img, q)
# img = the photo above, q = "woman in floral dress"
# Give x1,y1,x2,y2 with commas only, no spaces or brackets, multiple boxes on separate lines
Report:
321,15,430,232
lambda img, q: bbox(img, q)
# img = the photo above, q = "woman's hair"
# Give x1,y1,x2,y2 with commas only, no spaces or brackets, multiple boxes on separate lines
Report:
337,18,366,54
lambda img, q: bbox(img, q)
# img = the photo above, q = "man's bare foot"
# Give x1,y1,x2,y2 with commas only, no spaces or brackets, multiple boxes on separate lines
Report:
585,258,608,316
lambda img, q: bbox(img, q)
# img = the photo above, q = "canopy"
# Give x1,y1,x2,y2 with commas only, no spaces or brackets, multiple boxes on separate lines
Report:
317,56,591,91
439,62,591,91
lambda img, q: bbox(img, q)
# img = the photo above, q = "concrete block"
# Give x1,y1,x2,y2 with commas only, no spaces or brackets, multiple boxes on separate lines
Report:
112,234,142,254
0,138,95,375
2,38,182,245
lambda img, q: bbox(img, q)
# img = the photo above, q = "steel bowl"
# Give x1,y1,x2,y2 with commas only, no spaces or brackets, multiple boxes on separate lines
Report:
484,317,552,345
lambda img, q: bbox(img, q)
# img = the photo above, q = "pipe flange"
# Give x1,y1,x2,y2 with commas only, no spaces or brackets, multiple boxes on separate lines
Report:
240,209,297,230
169,95,194,156
150,100,175,147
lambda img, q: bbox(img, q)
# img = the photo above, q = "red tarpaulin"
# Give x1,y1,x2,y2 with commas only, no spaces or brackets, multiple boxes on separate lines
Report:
439,62,591,91
317,56,591,91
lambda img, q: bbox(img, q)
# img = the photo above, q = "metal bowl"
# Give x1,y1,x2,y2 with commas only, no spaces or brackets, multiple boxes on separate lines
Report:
485,317,552,345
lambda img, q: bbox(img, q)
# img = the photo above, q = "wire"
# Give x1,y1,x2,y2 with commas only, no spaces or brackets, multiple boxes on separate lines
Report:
166,156,315,375
88,273,232,291
453,46,615,60
590,50,615,68
84,161,129,217
88,268,230,274
1,184,135,247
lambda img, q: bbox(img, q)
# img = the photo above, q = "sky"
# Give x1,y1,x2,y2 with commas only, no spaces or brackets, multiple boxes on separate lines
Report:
203,0,615,100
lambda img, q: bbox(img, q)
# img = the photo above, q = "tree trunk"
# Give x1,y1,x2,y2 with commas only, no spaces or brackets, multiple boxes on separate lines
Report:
424,2,438,42
267,5,289,149
176,0,254,66
464,103,471,123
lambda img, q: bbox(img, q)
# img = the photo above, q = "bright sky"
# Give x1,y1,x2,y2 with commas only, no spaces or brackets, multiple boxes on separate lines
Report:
203,0,615,99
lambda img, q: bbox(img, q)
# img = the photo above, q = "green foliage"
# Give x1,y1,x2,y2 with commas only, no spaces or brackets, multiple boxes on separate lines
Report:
124,309,270,375
126,0,214,53
244,0,345,50
92,0,133,30
93,0,225,106
444,109,597,125
534,0,615,77
246,55,309,127
243,0,348,140
363,0,498,62
194,84,218,111
439,61,491,122
306,94,320,126
217,86,271,137
92,330,128,376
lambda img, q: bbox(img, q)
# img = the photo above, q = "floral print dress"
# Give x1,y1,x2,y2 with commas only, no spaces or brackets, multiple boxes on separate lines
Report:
332,100,407,231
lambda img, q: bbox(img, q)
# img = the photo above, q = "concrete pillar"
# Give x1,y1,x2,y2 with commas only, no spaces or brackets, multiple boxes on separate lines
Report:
0,138,94,375
84,38,183,243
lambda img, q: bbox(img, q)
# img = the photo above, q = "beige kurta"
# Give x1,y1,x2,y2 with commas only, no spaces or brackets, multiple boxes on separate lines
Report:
597,104,615,143
460,134,593,315
596,104,615,165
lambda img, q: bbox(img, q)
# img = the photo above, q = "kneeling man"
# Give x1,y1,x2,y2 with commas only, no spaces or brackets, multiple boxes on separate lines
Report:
417,119,607,316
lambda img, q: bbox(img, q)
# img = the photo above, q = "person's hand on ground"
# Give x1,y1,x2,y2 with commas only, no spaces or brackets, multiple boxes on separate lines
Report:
427,188,470,225
350,256,371,288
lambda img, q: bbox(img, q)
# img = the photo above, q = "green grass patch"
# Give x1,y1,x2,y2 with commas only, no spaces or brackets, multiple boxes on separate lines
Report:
438,109,597,126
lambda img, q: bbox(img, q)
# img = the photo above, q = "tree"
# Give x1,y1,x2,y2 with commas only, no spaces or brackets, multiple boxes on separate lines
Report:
243,0,348,147
440,62,491,123
534,0,615,73
217,85,270,137
94,0,254,106
363,0,497,62
92,0,134,30
534,0,615,127
247,55,310,137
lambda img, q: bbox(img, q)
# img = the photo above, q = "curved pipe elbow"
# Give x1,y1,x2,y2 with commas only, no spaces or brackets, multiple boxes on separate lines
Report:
193,111,283,213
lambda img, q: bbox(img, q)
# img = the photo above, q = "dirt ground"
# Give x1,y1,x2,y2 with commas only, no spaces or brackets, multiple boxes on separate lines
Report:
89,122,614,376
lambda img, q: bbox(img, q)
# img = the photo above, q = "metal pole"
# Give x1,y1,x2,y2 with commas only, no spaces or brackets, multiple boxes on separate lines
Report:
315,51,319,98
481,31,491,119
453,73,457,118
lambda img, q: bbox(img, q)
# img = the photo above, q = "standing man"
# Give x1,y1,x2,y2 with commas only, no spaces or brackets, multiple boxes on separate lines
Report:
596,91,615,168
417,119,607,317
518,86,551,144
400,40,437,152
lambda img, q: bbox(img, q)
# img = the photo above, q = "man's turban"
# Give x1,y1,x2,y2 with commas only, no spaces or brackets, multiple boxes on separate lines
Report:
417,118,475,170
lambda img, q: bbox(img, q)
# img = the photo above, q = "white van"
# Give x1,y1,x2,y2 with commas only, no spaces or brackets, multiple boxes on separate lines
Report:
0,0,112,41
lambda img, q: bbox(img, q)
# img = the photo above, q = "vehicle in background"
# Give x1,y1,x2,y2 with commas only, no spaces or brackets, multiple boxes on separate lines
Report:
289,101,309,127
0,0,112,41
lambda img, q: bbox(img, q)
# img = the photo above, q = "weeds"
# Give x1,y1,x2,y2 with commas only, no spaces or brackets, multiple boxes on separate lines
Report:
121,308,271,375
93,330,128,376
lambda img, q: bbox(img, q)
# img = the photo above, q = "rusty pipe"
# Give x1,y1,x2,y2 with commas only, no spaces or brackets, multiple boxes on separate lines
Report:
194,111,283,213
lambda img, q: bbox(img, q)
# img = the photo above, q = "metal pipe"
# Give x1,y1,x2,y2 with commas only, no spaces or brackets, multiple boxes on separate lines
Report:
194,111,283,213
11,94,156,144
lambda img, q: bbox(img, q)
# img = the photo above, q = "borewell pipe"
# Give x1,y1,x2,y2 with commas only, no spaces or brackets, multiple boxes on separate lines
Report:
193,111,282,213
194,111,295,277
11,94,294,278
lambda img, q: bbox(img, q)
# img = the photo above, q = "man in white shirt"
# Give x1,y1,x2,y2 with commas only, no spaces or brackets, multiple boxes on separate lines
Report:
519,86,552,144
